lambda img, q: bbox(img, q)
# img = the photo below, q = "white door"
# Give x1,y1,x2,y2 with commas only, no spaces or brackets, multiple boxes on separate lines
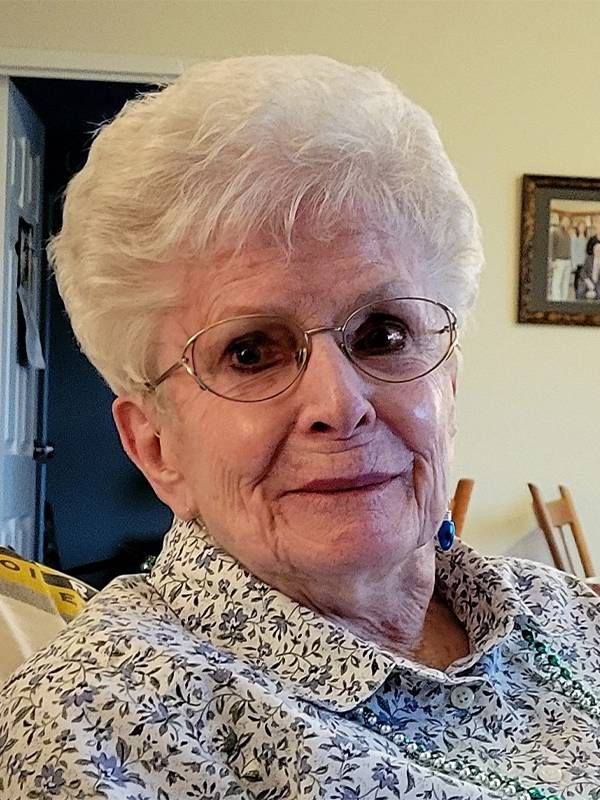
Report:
0,78,45,560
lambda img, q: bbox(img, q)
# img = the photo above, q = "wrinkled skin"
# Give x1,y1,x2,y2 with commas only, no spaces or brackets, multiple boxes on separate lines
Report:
114,229,466,664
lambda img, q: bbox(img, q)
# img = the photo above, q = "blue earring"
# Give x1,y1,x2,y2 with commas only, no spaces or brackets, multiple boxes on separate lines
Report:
437,510,455,551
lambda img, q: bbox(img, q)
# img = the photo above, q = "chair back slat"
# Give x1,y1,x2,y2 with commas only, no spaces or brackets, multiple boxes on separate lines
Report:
528,482,595,578
559,485,595,578
545,498,572,527
451,478,474,538
528,483,567,572
557,527,578,575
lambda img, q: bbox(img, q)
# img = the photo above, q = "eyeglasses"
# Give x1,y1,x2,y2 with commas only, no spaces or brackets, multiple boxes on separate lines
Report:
144,296,458,403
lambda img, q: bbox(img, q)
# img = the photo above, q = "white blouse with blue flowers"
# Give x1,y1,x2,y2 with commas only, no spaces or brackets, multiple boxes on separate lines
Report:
1,517,600,800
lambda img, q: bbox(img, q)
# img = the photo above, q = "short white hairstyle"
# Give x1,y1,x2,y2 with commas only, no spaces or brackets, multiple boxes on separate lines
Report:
49,54,483,395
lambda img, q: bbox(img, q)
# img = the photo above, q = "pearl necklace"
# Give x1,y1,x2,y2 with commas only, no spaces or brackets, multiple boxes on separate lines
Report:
349,624,598,800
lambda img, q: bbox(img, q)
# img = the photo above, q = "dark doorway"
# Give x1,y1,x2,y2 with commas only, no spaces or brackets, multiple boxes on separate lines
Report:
13,77,172,588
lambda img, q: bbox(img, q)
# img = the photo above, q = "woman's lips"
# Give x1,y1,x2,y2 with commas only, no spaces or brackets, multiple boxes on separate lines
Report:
292,473,400,494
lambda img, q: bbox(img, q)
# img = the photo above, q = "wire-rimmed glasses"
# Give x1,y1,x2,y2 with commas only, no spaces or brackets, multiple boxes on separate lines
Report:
144,296,458,403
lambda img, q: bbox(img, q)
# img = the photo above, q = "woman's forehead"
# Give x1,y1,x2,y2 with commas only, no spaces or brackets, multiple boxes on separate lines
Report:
185,231,423,325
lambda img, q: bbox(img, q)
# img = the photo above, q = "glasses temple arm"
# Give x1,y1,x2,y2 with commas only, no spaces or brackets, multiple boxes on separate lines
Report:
144,358,188,392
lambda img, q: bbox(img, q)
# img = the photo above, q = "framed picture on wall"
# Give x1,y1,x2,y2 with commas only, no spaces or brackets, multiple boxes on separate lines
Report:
518,174,600,326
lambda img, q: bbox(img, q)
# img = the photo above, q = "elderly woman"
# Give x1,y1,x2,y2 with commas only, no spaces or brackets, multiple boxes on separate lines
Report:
1,55,599,800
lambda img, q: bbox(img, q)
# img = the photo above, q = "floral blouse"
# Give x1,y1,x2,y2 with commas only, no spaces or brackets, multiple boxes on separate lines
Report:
1,517,600,800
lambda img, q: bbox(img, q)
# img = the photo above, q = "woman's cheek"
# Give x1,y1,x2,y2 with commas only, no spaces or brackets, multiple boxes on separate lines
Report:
392,377,454,517
196,406,288,503
380,378,450,453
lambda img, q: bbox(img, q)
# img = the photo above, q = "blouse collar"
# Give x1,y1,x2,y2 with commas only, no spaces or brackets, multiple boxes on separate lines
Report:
147,517,555,712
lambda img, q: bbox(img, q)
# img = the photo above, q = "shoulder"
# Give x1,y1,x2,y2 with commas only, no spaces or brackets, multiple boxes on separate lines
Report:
0,575,252,797
490,553,600,633
448,538,600,630
496,552,593,596
453,543,600,664
0,573,233,702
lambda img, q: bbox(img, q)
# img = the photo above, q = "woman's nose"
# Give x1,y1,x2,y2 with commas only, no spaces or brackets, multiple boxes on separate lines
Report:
293,335,376,438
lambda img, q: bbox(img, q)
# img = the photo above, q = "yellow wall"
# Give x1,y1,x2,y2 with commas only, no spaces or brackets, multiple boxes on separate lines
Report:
1,0,599,565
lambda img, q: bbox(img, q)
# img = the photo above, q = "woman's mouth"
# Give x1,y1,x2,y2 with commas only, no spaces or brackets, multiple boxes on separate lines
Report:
292,473,400,494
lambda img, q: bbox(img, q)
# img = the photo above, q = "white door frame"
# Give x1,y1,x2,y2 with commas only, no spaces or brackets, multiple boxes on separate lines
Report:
0,46,186,82
0,48,184,560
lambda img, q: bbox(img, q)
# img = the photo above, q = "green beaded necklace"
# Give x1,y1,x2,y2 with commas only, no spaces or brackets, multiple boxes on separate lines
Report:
520,627,597,717
350,624,597,800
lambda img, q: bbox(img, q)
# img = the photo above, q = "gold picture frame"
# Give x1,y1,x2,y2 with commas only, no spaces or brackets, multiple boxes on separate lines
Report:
518,174,600,326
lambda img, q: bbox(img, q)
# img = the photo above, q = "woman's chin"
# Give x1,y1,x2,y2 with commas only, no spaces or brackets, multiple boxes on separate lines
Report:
280,516,418,578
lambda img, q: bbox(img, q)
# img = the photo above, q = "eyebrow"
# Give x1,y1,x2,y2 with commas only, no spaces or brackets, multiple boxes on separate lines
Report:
206,278,416,324
350,280,415,308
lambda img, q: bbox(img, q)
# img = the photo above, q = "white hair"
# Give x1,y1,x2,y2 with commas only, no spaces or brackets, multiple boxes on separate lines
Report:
49,54,483,395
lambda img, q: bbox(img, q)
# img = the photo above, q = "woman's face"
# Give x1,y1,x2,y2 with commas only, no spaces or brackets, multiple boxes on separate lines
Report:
145,230,456,587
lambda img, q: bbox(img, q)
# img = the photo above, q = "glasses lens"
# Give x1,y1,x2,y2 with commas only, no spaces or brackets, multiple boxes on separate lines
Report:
191,316,306,401
344,298,454,383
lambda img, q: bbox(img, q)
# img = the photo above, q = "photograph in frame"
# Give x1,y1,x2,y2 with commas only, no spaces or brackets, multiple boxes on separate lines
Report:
518,174,600,326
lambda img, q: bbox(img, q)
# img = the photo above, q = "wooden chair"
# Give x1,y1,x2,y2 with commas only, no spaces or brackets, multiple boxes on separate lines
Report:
527,483,596,579
451,478,474,538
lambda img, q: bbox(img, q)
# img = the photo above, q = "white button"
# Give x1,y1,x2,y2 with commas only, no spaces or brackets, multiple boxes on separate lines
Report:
449,686,475,709
537,764,563,784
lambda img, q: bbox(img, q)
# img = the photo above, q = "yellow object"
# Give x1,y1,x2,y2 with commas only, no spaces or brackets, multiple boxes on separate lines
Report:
0,548,94,621
0,547,96,684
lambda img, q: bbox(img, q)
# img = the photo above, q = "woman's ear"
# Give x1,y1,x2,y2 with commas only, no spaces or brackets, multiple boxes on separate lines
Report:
450,360,458,398
112,394,194,518
449,347,459,397
445,353,459,443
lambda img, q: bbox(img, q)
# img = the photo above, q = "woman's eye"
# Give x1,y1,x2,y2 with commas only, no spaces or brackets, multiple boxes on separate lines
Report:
352,318,409,354
224,334,283,371
230,341,262,366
